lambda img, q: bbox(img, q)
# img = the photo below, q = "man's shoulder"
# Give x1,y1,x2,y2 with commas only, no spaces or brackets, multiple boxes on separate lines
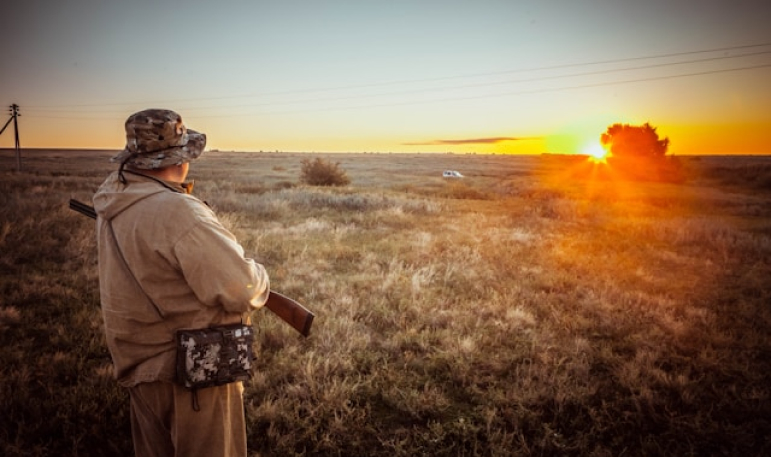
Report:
149,191,213,221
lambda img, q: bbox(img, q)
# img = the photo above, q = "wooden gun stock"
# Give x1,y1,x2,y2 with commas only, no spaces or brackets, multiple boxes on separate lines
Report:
68,198,315,337
264,291,314,337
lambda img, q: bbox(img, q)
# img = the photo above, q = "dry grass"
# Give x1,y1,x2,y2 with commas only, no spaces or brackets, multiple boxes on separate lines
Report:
1,149,770,456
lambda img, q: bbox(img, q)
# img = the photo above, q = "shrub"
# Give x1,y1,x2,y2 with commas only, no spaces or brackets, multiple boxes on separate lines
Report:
299,158,350,186
601,122,669,158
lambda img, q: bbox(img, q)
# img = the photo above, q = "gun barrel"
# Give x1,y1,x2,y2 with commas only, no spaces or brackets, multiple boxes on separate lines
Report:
69,199,97,219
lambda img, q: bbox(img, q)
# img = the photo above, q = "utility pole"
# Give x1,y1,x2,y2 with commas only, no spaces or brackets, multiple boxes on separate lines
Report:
1,104,22,171
12,104,21,171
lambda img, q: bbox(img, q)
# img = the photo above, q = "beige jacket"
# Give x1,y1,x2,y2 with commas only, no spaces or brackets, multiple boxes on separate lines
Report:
93,171,270,387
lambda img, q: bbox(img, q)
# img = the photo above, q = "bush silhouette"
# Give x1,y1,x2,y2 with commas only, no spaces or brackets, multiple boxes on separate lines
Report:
596,123,685,182
300,157,351,186
601,122,669,158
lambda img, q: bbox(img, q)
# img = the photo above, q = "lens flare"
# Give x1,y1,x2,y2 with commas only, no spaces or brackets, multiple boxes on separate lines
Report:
584,142,610,163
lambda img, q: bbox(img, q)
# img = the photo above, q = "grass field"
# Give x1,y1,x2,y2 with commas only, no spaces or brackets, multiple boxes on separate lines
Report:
1,149,770,456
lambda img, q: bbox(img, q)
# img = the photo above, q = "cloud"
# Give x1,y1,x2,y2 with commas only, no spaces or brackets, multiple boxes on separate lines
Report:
403,136,540,146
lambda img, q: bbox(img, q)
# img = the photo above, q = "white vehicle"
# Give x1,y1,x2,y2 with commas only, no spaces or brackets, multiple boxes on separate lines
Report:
442,170,463,178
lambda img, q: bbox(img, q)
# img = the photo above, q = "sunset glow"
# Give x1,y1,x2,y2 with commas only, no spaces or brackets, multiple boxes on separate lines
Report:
585,142,610,163
1,2,770,155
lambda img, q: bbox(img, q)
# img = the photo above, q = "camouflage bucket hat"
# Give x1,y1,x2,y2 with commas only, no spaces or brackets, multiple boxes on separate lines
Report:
111,109,206,169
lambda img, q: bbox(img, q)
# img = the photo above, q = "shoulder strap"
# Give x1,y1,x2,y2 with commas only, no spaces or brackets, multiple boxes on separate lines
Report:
106,219,166,320
108,218,201,407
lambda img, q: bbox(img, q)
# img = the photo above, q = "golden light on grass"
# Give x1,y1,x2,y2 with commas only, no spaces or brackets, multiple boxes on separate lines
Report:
3,150,771,456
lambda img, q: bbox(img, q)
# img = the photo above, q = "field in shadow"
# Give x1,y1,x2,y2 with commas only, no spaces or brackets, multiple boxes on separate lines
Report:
1,149,770,456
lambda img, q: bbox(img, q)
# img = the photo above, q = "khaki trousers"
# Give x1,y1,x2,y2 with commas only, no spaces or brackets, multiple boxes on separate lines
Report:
128,381,247,457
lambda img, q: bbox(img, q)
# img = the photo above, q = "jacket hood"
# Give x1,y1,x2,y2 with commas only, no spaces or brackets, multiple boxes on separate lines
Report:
93,171,183,221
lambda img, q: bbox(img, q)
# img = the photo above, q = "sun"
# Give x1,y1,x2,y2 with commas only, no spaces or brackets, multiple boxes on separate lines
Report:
584,142,610,163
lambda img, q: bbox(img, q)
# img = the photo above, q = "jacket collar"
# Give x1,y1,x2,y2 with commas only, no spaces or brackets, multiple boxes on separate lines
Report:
123,170,194,194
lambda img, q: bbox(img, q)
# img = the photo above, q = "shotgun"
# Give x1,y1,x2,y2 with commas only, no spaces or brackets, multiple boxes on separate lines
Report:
69,198,314,337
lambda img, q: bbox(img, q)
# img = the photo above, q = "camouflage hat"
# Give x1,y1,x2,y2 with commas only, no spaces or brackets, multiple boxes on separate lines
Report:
111,109,206,169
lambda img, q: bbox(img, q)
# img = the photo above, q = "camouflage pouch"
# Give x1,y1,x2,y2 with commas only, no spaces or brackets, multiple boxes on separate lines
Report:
175,323,255,390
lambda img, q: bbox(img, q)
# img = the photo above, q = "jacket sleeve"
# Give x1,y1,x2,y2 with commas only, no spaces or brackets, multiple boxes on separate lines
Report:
172,208,270,314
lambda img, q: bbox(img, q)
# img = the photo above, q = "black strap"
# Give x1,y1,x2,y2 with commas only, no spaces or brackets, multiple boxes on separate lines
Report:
191,389,200,412
117,155,134,184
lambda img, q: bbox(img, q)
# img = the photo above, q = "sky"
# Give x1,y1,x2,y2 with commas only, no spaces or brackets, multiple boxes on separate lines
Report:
1,0,770,155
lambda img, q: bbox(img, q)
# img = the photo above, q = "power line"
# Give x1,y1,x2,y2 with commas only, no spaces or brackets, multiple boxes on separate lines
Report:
22,61,771,120
207,50,771,111
189,62,771,118
21,41,771,113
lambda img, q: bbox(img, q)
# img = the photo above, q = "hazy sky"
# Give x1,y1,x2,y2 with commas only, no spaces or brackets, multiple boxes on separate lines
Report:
2,0,770,154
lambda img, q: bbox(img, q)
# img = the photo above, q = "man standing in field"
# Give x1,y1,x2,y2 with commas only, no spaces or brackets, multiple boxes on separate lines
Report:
93,108,270,457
